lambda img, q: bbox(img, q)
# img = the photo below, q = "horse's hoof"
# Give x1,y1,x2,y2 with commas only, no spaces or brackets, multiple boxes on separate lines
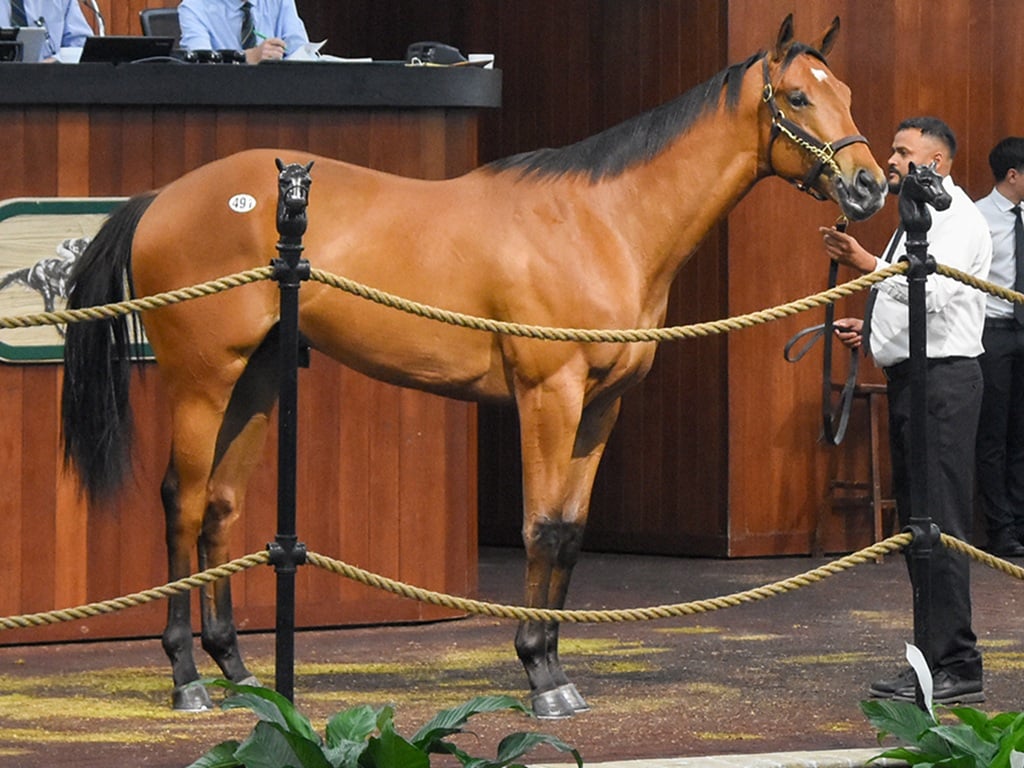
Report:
235,675,262,688
555,683,591,713
531,684,589,719
172,680,214,712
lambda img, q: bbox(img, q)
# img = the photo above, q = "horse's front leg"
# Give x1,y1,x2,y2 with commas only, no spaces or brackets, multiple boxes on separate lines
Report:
514,379,621,718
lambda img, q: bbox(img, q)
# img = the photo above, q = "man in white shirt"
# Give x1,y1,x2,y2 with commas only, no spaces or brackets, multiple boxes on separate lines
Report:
975,137,1024,558
819,116,992,705
1,0,93,60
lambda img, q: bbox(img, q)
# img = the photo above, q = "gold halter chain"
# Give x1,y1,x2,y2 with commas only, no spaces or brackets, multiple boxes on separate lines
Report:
760,57,868,200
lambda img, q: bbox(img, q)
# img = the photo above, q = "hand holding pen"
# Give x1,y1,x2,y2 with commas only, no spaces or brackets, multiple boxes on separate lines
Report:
245,31,287,63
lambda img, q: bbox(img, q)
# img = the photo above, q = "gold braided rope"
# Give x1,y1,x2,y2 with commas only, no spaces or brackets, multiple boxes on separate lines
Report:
305,536,912,622
308,264,908,343
0,551,269,630
0,267,273,331
1,261,1022,348
4,533,1024,631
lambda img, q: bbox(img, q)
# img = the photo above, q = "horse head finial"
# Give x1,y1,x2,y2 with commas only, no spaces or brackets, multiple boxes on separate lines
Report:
898,161,951,237
275,159,314,241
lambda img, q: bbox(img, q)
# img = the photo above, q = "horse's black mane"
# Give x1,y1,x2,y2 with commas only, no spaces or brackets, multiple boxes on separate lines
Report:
485,51,765,183
487,42,828,183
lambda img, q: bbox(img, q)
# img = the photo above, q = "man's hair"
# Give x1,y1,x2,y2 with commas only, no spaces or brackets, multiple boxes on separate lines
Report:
988,137,1024,181
897,116,958,158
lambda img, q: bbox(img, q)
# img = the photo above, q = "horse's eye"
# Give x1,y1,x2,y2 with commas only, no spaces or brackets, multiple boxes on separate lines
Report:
787,91,810,109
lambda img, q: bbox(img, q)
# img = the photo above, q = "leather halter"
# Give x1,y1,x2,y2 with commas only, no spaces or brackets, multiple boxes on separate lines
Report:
760,56,869,200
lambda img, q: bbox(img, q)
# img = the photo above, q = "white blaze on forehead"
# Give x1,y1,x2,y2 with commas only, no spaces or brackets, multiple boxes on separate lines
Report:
810,67,829,82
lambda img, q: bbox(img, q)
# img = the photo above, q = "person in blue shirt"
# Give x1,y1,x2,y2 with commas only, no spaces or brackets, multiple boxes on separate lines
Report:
178,0,309,64
1,0,94,60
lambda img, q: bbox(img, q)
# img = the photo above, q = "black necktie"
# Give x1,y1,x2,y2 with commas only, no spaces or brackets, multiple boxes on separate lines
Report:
10,0,28,27
861,224,905,355
240,1,256,49
1013,205,1024,325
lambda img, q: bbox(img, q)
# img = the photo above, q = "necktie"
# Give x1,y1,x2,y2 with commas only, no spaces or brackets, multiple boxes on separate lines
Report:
240,1,257,49
1013,205,1024,325
861,224,905,355
10,0,28,27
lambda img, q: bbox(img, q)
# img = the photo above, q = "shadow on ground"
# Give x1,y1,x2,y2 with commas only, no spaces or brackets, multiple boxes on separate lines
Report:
1,547,1023,767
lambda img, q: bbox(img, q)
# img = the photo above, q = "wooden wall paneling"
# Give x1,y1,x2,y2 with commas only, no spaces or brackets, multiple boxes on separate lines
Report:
19,368,59,611
0,368,24,618
152,108,188,187
3,78,488,641
56,110,90,196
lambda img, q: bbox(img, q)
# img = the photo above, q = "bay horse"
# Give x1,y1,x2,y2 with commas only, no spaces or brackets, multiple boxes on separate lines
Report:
61,15,886,718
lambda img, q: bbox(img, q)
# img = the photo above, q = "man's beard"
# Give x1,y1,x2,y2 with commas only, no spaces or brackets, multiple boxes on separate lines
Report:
887,173,903,195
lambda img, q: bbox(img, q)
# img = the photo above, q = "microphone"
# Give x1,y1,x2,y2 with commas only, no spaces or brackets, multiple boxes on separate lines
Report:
79,0,105,36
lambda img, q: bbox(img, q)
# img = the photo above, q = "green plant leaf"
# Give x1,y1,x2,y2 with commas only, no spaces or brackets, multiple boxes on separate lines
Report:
234,721,333,768
861,699,939,745
326,705,380,747
950,706,1000,744
185,740,243,768
212,679,323,746
931,724,997,765
362,730,430,768
412,695,528,750
494,731,583,768
322,704,381,767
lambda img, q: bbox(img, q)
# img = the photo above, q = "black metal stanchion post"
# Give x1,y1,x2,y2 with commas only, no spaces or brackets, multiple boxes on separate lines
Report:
268,160,313,702
904,228,939,711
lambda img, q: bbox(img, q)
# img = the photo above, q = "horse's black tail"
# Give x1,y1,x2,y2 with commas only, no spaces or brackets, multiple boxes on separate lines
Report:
62,193,157,503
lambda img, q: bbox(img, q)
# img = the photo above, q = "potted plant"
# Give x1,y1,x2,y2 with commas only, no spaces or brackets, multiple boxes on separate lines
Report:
187,680,584,768
862,645,1024,768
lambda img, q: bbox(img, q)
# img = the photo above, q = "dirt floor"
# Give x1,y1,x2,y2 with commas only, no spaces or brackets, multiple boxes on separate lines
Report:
2,546,1024,768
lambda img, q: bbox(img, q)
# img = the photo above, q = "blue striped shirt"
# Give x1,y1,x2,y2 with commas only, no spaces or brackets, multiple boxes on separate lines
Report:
178,0,309,57
0,0,93,59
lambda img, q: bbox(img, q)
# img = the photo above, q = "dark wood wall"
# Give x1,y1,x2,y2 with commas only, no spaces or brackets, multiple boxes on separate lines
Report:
90,1,1024,556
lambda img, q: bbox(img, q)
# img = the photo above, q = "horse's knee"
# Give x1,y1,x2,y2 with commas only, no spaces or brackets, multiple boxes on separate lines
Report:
515,621,549,668
523,518,585,566
162,621,194,665
201,617,238,658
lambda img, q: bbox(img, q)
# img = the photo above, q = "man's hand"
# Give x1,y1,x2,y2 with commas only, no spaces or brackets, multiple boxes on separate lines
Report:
819,226,877,273
832,317,864,350
246,37,287,63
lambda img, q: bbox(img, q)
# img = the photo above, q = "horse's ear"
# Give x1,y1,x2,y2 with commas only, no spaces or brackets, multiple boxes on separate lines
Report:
276,158,285,171
908,161,918,173
816,16,840,58
304,161,314,172
774,14,795,58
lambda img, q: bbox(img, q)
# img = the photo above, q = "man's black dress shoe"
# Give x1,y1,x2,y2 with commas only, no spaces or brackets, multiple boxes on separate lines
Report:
869,667,916,698
986,533,1024,558
892,668,984,705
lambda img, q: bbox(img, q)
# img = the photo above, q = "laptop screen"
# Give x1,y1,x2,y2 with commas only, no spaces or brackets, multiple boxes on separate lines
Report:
80,35,174,64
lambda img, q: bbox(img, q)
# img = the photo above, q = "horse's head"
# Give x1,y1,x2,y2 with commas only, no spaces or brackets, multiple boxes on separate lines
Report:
759,14,886,222
898,161,951,235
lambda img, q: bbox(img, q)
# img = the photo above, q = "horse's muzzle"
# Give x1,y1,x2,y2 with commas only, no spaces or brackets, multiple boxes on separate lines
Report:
835,168,886,222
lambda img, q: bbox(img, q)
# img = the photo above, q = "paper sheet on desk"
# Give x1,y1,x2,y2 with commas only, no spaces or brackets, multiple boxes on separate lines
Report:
286,40,372,63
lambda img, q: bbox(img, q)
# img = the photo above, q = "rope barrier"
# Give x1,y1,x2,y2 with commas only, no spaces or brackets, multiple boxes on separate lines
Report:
0,551,268,630
0,257,1021,349
3,531,1022,633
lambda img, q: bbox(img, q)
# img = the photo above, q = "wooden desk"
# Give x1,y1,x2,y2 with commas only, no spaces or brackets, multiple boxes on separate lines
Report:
0,62,500,644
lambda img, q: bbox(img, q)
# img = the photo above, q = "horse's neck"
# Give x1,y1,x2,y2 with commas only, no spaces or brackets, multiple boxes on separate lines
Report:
596,92,764,302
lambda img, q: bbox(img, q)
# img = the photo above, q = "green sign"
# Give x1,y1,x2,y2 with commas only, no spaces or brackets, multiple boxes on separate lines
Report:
0,197,127,363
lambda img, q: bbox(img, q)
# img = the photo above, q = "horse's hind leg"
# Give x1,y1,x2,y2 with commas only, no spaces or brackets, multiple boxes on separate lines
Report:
196,331,281,688
159,331,276,709
513,377,621,718
161,457,213,711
